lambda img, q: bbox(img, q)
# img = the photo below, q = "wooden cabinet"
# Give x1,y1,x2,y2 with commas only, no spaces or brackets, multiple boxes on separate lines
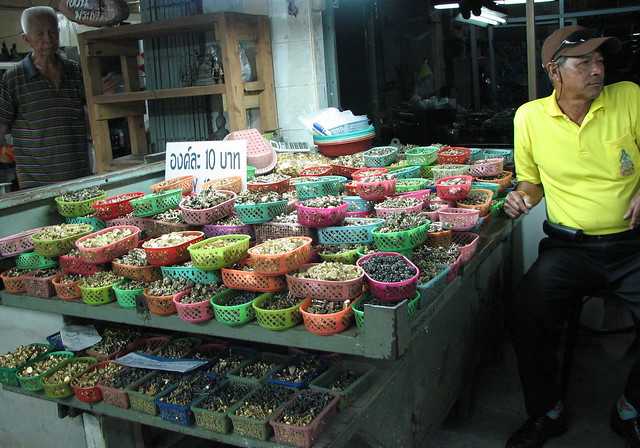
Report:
78,12,278,172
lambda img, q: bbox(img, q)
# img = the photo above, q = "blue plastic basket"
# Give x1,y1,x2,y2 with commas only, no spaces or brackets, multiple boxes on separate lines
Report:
318,218,384,245
46,332,65,351
388,165,421,179
160,265,220,284
294,176,347,200
156,386,196,426
481,148,513,164
364,146,398,168
266,357,329,389
343,196,371,213
234,200,288,224
65,216,106,232
417,266,450,307
469,148,484,162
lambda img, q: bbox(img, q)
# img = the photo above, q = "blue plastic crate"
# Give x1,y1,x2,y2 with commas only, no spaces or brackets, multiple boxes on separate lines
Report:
417,266,450,307
46,332,65,351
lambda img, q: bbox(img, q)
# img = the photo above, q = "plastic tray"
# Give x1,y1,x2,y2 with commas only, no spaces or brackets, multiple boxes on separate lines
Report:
191,381,256,434
75,225,141,264
247,237,313,275
142,231,204,266
357,252,420,302
91,192,145,220
227,386,293,440
155,386,198,426
179,191,236,225
253,294,304,331
187,234,251,271
150,175,194,196
286,264,364,302
0,228,43,257
42,357,97,399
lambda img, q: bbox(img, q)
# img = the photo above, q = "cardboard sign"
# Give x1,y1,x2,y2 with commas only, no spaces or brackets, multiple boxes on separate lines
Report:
165,140,247,192
57,0,129,27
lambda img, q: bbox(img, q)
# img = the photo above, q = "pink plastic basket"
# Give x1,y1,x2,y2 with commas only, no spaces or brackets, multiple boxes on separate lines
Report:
438,207,480,231
22,271,59,298
173,290,214,323
469,158,504,178
286,263,364,301
296,202,348,228
435,175,472,201
0,228,43,257
397,189,431,208
104,215,146,229
59,254,103,276
357,252,419,302
424,210,439,221
447,254,464,283
225,129,274,173
452,232,480,264
374,201,423,218
203,222,254,239
178,191,236,225
345,211,370,218
75,225,141,264
355,178,396,201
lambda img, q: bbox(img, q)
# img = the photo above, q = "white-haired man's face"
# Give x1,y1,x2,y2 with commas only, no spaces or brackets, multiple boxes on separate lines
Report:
23,14,59,58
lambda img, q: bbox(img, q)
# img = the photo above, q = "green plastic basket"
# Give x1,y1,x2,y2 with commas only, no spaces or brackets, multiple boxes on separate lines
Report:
352,292,420,329
227,353,287,385
472,181,501,195
31,224,94,257
364,146,398,168
482,148,513,164
431,164,470,181
372,223,430,253
395,178,429,193
405,146,438,166
388,165,421,179
318,247,363,265
309,361,375,409
234,200,288,225
318,218,384,245
469,148,484,162
65,216,106,232
160,265,220,284
253,294,303,331
247,165,256,181
191,381,256,434
130,189,182,218
294,176,347,200
16,351,75,392
55,192,107,218
188,235,251,271
127,372,171,415
113,283,144,309
80,280,121,306
0,344,53,387
42,357,97,399
15,252,58,270
211,289,261,326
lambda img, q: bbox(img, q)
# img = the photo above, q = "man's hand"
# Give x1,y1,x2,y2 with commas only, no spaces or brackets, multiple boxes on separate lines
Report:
624,193,640,228
504,190,532,219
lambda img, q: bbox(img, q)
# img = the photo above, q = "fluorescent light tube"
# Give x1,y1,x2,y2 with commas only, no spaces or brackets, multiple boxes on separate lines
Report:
495,0,555,4
434,2,460,9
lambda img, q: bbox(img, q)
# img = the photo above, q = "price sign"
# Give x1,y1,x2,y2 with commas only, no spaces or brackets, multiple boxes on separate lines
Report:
165,140,247,192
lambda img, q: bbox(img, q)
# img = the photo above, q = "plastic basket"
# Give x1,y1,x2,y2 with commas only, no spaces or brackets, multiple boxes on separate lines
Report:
318,247,362,265
469,158,504,178
317,218,383,245
247,177,290,194
456,188,493,217
31,224,94,257
405,146,438,166
234,200,288,225
472,181,501,195
254,222,316,245
142,231,204,266
0,228,43,257
438,207,480,231
211,289,261,326
55,192,107,218
202,176,243,194
42,357,97,399
143,218,195,239
294,176,346,200
299,165,333,177
127,372,169,415
0,343,52,387
435,175,473,201
253,294,303,331
105,215,147,230
79,280,121,306
355,177,396,201
221,265,286,293
72,361,110,403
22,270,59,298
144,289,188,316
188,234,251,271
431,164,470,181
191,381,255,434
179,191,236,225
395,178,429,193
155,386,197,426
372,223,430,253
131,189,183,218
482,148,514,164
269,393,340,448
387,165,422,180
343,196,371,213
315,135,375,158
397,189,431,208
364,146,398,167
247,165,256,180
437,146,471,165
357,252,420,302
417,265,450,307
351,168,388,182
52,275,82,301
76,225,141,264
173,290,215,323
309,361,374,409
112,261,161,282
476,170,513,192
15,252,57,271
330,164,359,178
353,292,421,328
374,201,423,218
286,264,364,301
161,265,220,285
300,297,359,336
452,232,480,264
296,202,348,228
203,223,254,240
426,229,452,248
91,192,145,220
227,386,293,440
16,351,75,391
247,237,313,275
150,175,194,196
1,270,26,293
228,353,287,385
113,282,145,309
65,215,106,232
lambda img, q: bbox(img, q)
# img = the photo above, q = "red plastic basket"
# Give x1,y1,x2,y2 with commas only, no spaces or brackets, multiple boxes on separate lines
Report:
299,166,333,177
438,207,480,231
247,237,313,275
1,271,26,293
344,182,358,196
179,191,236,225
437,146,471,165
247,177,290,194
357,252,419,302
76,225,141,264
72,361,110,404
144,289,189,316
330,164,359,178
91,193,145,221
150,175,194,196
59,253,103,276
296,202,348,228
173,290,214,323
316,135,374,157
52,275,81,301
300,297,359,336
355,177,396,201
435,175,472,201
221,263,286,292
22,271,59,298
286,263,364,301
142,231,204,267
452,232,480,264
469,158,504,178
351,168,388,182
0,228,43,257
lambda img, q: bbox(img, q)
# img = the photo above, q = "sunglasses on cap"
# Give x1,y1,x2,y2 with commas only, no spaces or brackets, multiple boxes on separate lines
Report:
550,29,597,62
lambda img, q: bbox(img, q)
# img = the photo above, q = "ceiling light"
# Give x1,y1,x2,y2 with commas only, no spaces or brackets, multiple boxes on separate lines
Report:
456,13,498,27
480,7,507,23
495,0,554,4
433,2,460,9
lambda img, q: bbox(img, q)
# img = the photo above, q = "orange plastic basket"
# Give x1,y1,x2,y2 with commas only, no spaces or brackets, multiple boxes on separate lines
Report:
150,176,194,196
143,289,189,316
247,177,290,194
456,188,493,217
247,237,313,275
300,297,360,336
111,261,161,283
426,229,453,248
476,170,513,192
52,275,81,301
202,176,243,194
221,263,286,292
1,271,26,293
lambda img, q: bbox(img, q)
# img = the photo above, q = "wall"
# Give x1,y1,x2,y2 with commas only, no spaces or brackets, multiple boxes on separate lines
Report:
0,9,29,54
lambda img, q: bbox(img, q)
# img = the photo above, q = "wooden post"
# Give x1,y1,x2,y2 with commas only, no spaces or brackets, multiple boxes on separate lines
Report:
120,53,148,157
219,13,247,131
255,16,278,131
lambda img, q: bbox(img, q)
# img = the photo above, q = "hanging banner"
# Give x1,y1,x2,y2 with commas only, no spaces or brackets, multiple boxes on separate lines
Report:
165,140,247,192
57,0,129,27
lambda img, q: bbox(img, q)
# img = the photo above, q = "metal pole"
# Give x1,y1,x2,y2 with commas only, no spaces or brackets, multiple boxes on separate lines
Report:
559,0,565,27
526,0,537,100
470,25,480,111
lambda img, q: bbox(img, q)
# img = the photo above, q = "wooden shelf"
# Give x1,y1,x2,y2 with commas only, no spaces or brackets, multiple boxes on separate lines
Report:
93,85,226,104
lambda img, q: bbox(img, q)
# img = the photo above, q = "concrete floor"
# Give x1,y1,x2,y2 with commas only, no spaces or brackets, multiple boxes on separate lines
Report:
427,331,637,448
